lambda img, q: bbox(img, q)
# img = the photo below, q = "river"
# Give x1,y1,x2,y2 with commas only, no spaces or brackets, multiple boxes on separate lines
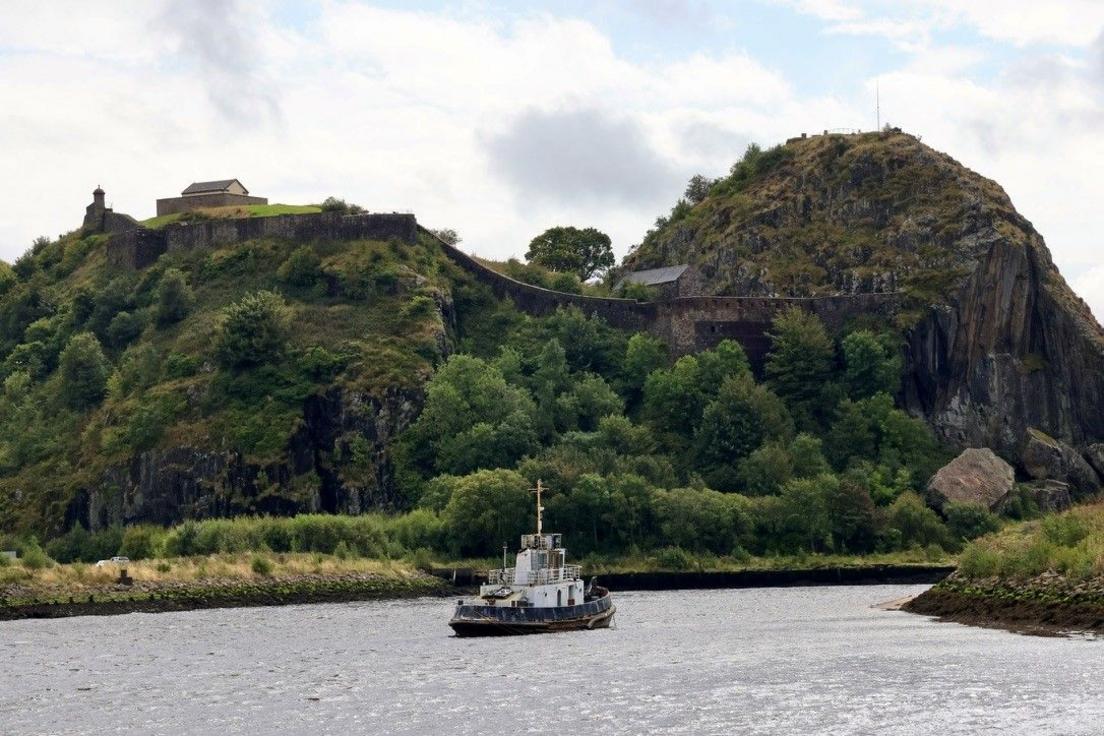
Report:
2,585,1101,735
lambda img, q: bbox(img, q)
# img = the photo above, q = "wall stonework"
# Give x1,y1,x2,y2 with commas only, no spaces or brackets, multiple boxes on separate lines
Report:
426,228,900,359
106,212,418,269
106,212,898,361
155,193,269,216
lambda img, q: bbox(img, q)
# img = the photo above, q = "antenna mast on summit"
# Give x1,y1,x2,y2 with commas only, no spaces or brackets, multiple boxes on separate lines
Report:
876,79,881,130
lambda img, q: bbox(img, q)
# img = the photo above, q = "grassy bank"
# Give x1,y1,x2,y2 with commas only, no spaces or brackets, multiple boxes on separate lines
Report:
905,502,1104,633
0,552,447,619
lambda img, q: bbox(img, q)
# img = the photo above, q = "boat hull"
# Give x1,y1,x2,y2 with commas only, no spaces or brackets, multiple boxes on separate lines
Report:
449,590,615,637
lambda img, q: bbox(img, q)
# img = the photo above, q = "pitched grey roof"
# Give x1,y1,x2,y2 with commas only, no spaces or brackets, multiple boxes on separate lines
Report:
181,179,246,195
617,264,689,287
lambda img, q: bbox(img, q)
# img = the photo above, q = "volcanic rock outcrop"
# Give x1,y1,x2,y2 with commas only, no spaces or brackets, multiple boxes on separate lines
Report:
625,130,1104,483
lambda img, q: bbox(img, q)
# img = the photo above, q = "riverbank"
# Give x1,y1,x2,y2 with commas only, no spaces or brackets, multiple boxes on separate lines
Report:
904,572,1104,635
0,554,448,621
1,550,956,622
903,502,1104,635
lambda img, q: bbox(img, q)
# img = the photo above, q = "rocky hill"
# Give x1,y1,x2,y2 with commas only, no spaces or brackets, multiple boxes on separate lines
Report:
623,130,1104,482
0,216,466,534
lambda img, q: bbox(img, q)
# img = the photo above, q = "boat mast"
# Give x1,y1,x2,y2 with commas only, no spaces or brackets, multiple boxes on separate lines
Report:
532,479,544,536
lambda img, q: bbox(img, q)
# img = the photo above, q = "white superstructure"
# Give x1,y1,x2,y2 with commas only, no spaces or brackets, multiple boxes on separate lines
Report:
477,481,585,609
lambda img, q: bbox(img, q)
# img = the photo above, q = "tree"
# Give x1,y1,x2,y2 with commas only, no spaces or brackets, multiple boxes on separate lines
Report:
430,228,461,246
841,330,902,399
944,502,1000,548
826,475,879,552
738,442,793,496
525,226,614,281
277,246,322,288
684,174,715,204
106,311,143,348
0,260,15,297
59,332,110,409
765,306,836,427
215,291,290,369
619,333,667,407
885,491,950,550
694,374,770,491
643,355,705,441
155,268,194,326
443,469,532,556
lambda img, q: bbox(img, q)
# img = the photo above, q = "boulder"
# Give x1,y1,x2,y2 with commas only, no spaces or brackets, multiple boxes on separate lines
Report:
927,448,1015,511
1019,480,1074,514
1020,428,1101,496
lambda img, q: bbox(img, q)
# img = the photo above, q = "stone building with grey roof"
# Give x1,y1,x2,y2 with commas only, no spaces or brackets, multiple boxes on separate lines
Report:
156,179,267,216
615,264,698,299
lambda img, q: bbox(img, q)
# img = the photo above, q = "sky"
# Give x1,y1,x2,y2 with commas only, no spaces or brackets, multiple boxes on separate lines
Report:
0,0,1101,319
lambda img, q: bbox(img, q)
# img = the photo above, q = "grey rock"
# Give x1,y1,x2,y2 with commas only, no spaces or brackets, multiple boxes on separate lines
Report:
1021,428,1101,496
1085,443,1104,479
927,448,1015,511
1016,480,1074,513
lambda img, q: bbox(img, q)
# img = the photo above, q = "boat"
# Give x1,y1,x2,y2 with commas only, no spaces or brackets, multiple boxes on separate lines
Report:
449,480,616,637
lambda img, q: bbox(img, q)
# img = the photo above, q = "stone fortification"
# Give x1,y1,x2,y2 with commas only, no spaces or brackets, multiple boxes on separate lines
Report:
155,192,269,216
424,228,899,360
105,211,897,362
107,212,419,269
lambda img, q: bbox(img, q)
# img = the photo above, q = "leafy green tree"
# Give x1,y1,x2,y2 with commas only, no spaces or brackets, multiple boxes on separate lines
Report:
59,332,110,409
826,475,879,552
569,374,623,432
106,310,143,348
842,330,902,399
277,246,322,288
776,475,834,552
443,469,532,556
737,442,794,496
765,307,836,426
694,374,775,490
697,339,752,396
619,334,666,406
885,491,950,550
684,174,715,204
525,226,614,281
652,487,750,554
789,433,831,478
824,393,943,485
643,355,705,441
404,354,538,476
0,260,15,297
155,268,194,326
215,291,290,369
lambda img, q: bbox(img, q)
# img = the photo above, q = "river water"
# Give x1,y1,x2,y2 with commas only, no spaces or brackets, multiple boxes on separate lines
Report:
2,585,1101,735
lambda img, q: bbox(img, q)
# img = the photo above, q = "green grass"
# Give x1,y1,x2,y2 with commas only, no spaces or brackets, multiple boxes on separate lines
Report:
956,502,1104,581
141,204,323,230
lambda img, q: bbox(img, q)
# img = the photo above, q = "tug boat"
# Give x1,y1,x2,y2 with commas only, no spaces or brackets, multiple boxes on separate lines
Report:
449,480,615,637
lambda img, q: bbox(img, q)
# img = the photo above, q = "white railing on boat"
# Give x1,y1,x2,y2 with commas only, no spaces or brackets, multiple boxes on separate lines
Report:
486,565,581,585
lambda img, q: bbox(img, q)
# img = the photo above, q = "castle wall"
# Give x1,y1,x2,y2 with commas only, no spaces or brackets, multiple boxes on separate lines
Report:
155,193,269,216
106,212,899,360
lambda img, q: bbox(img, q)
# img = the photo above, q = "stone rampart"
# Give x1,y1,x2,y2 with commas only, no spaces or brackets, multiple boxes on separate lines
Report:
155,193,268,216
426,227,900,360
106,212,418,270
107,212,899,361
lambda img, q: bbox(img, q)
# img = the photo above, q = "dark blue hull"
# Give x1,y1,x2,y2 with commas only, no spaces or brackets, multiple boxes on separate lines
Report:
449,589,615,637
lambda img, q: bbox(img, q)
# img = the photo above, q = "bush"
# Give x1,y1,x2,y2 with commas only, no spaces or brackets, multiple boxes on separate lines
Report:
277,246,322,288
59,332,111,409
119,526,161,560
20,542,52,570
106,310,143,348
655,546,693,570
320,196,364,215
944,502,1000,546
155,268,194,326
215,291,290,369
885,492,950,550
251,555,273,576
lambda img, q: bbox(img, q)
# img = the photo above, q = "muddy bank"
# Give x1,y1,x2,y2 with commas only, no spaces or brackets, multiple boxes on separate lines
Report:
905,577,1104,635
0,572,449,622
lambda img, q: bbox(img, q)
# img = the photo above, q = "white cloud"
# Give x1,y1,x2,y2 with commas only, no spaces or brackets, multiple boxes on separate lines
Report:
1072,266,1104,324
0,0,1099,318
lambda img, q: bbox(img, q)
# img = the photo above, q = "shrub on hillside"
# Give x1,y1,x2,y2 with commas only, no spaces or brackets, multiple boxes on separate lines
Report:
215,291,290,370
277,246,322,288
59,332,111,409
155,268,194,326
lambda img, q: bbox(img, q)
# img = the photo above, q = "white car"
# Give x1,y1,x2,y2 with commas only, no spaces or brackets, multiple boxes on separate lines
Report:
95,556,131,567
